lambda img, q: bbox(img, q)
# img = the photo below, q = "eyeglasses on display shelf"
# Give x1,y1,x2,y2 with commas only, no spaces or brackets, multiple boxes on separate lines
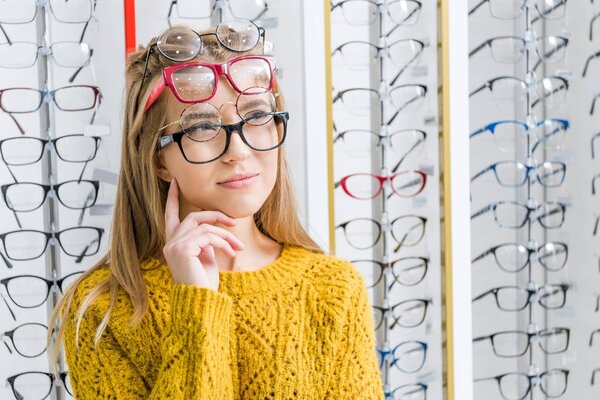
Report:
330,0,441,397
2,322,55,358
5,371,74,399
0,271,84,321
167,0,269,26
0,134,102,185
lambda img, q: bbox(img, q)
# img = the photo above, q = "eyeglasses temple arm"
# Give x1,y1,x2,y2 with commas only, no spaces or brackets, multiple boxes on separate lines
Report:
583,52,600,77
0,251,12,269
591,13,600,41
469,41,487,58
144,75,166,112
1,337,12,354
471,203,492,221
68,49,93,83
471,166,490,183
391,138,425,173
9,205,22,230
77,160,90,184
592,132,600,159
592,174,600,195
0,292,15,321
469,126,487,139
469,83,487,98
0,24,11,45
7,113,25,136
591,93,600,115
472,289,492,303
136,45,154,111
468,0,486,16
590,329,600,347
531,0,563,24
471,247,495,264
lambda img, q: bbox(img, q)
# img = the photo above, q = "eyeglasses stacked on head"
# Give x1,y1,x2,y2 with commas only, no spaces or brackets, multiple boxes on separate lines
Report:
142,22,289,165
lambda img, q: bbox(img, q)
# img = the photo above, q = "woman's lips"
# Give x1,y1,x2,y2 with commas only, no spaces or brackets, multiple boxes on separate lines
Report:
217,174,258,189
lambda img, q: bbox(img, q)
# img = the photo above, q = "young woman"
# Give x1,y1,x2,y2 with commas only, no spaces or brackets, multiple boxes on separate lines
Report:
48,22,384,399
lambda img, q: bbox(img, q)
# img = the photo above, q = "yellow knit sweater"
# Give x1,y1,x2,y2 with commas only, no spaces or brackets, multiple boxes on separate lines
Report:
63,242,385,399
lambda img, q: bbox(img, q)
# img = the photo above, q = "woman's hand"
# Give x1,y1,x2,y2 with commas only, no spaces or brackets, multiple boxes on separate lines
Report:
163,178,245,291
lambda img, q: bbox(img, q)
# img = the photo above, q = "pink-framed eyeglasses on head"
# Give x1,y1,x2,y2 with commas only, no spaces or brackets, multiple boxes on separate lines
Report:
144,54,277,112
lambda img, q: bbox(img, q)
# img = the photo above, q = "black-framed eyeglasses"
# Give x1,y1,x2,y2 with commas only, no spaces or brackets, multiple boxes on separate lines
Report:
473,283,570,311
387,383,428,400
159,111,288,164
469,75,568,109
333,128,427,173
468,0,567,21
469,35,569,71
331,0,422,27
352,257,429,289
471,160,566,187
158,88,287,164
471,200,566,229
336,215,427,252
473,327,570,358
332,38,426,85
0,134,102,183
6,370,73,399
0,271,84,320
376,340,428,373
2,322,52,358
1,180,99,212
167,0,269,23
373,298,431,330
333,84,428,125
474,369,569,400
472,241,568,273
137,21,266,111
0,226,104,268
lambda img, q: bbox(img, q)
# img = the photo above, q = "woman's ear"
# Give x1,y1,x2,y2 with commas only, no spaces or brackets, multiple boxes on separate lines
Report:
156,152,173,182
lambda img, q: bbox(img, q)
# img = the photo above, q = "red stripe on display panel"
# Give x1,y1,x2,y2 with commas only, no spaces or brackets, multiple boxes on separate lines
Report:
124,0,136,57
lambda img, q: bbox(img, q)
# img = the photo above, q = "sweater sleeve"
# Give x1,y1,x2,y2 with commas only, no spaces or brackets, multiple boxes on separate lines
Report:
324,270,385,400
63,283,235,399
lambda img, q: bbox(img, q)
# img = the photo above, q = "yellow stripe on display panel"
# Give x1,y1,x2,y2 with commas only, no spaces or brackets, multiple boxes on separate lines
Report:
323,0,336,254
440,1,454,399
440,1,474,399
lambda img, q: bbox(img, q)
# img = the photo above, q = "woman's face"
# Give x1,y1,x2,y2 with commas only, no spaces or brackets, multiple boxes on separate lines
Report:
157,75,280,219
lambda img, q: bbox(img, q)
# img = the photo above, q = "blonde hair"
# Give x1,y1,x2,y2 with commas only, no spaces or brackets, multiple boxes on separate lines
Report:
47,25,323,376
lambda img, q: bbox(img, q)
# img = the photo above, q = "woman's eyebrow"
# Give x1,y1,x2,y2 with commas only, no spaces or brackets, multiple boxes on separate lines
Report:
238,99,270,112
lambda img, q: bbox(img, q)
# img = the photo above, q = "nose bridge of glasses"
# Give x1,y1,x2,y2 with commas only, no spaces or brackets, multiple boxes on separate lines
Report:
218,100,242,124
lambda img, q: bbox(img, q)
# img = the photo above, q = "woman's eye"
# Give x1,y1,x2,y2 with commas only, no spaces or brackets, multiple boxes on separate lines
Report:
185,121,221,142
243,111,272,123
245,111,267,119
189,121,220,132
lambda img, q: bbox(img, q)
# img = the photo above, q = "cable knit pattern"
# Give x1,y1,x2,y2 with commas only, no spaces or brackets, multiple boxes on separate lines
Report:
63,243,385,399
